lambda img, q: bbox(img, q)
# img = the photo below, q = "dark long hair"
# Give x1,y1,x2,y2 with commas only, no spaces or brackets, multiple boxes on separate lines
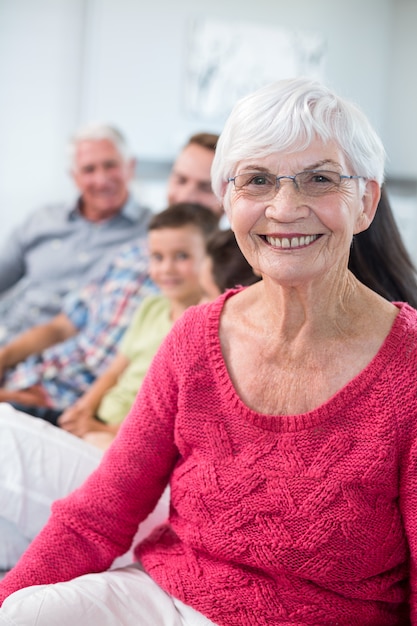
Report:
349,185,417,307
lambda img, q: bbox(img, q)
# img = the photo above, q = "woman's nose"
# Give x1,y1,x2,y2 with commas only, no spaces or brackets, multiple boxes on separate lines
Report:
264,182,308,220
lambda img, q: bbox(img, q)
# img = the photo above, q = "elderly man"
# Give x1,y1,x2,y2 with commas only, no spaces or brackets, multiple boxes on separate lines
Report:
0,124,152,344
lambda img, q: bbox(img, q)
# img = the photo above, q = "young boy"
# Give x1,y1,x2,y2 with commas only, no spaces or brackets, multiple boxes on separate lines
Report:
80,228,261,450
57,202,218,439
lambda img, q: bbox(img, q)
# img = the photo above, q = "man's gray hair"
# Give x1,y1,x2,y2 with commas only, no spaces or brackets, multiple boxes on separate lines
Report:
68,123,132,169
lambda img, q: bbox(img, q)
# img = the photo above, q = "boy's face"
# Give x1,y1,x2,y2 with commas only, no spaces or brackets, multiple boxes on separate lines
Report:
148,225,207,304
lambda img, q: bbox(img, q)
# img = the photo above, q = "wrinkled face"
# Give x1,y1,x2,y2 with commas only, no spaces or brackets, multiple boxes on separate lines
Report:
167,144,222,215
72,139,134,221
226,138,377,287
199,256,222,302
148,225,207,304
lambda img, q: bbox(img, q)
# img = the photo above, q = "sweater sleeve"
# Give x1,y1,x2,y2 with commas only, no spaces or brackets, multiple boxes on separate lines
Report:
0,318,185,605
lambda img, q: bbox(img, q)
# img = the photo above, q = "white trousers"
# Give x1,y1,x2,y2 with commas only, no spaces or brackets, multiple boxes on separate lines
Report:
0,403,170,570
0,565,217,625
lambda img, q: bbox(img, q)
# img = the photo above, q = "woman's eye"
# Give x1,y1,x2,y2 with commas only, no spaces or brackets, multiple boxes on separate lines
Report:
249,175,269,186
308,171,339,185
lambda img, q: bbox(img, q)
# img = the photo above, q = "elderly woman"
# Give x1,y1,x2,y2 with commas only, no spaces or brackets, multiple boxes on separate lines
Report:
1,78,417,626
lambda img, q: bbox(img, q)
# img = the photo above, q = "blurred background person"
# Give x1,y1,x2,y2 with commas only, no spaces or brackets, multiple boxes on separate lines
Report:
0,124,152,344
58,203,218,437
167,132,222,217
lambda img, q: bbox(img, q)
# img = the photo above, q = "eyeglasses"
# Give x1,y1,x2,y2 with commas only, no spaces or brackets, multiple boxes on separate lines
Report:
227,170,366,200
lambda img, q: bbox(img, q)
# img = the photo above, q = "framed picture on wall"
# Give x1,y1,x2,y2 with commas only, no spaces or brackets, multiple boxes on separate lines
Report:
184,17,327,120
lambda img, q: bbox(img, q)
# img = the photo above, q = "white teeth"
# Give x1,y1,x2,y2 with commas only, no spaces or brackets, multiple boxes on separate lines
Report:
265,234,319,249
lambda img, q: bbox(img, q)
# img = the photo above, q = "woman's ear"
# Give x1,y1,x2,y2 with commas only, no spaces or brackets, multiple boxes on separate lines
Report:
353,180,381,234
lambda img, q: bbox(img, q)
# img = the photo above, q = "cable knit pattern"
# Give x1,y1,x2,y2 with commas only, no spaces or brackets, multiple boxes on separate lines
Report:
1,290,417,625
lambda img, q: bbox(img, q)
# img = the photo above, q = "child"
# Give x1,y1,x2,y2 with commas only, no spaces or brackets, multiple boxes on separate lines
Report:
73,228,261,448
78,227,261,448
57,202,218,439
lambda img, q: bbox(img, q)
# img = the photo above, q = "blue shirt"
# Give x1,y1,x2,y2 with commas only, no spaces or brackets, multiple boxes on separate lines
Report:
0,195,152,343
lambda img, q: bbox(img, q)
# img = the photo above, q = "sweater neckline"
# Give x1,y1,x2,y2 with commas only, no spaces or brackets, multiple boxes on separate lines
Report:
205,289,412,433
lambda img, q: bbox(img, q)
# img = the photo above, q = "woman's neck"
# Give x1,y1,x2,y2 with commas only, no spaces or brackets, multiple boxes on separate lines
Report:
248,270,389,346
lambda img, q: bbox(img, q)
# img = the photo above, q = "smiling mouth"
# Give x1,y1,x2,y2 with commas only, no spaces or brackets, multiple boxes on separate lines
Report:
263,234,321,249
94,189,117,197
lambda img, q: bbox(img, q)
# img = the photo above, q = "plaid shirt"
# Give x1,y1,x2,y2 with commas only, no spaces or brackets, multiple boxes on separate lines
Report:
4,239,158,409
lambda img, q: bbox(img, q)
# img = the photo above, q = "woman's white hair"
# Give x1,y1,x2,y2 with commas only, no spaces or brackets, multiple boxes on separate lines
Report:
211,77,385,205
68,123,132,169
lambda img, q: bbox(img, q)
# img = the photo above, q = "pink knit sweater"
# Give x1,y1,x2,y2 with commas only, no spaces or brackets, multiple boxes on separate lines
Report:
2,291,417,625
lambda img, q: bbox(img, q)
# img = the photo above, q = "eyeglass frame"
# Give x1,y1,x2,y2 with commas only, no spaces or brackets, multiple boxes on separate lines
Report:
227,169,366,199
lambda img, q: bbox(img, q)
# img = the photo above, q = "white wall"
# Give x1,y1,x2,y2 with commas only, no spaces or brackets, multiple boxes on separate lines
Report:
382,0,417,263
384,0,417,178
78,0,392,162
0,0,416,261
0,0,87,228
